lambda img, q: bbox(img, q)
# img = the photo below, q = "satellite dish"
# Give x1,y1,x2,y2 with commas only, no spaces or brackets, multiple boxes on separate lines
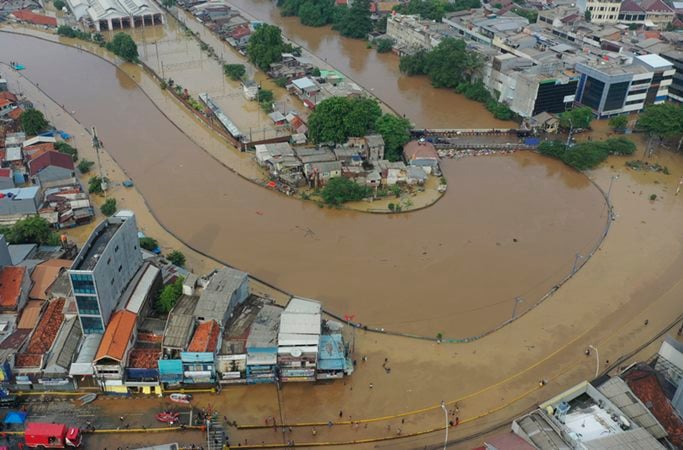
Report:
290,348,302,357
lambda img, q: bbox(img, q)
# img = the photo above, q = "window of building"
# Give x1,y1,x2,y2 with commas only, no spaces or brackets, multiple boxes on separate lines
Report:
604,81,630,111
107,258,111,265
76,295,100,315
115,245,119,253
118,264,123,273
625,99,643,105
81,316,104,334
70,274,96,294
581,76,605,110
111,277,115,285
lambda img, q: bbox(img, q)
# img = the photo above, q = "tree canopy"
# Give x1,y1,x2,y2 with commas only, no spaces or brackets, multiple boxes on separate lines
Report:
101,198,117,216
637,103,683,140
321,176,372,205
558,107,593,130
20,109,48,136
247,24,291,71
157,277,184,313
399,38,483,88
105,32,138,62
308,97,382,143
375,114,412,161
608,115,628,131
1,216,56,245
139,236,159,251
393,0,481,20
167,250,186,267
223,64,246,81
538,137,636,170
334,0,373,38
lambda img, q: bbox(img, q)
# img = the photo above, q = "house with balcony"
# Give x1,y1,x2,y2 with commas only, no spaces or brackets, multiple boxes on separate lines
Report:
92,310,137,393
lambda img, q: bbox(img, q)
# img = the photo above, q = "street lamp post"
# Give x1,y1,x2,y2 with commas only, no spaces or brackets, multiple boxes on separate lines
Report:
607,175,619,221
440,401,448,450
588,345,599,378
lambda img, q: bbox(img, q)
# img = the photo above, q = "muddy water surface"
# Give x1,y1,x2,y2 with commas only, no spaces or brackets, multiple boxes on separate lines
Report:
225,0,511,129
0,33,607,336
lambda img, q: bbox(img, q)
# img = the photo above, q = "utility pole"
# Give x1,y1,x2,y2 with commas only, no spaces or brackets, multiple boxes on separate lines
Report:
92,127,107,196
512,296,523,320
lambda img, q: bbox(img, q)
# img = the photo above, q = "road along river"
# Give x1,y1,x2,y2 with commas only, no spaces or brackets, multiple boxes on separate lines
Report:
0,33,608,337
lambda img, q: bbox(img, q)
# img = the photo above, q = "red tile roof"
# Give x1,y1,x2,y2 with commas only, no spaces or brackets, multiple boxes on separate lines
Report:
128,348,161,368
620,0,644,12
642,0,673,12
137,332,163,343
0,169,11,179
0,329,30,350
28,150,75,176
11,10,58,27
24,143,56,161
336,0,347,5
15,353,42,368
0,99,11,109
18,300,44,330
0,266,26,309
187,320,220,352
7,108,23,121
403,140,438,161
624,366,683,448
95,310,137,363
230,24,251,39
25,298,65,354
0,92,18,103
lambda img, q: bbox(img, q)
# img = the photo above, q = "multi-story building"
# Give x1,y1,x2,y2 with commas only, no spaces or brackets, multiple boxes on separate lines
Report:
386,14,449,54
576,0,622,24
575,54,673,117
661,50,683,102
69,212,143,334
277,298,321,382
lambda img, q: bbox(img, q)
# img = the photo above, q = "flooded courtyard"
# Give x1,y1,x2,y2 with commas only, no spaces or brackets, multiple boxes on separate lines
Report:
0,33,608,337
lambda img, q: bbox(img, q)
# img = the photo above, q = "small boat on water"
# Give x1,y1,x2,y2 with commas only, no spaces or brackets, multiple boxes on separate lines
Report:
156,411,180,424
78,393,97,405
169,393,192,404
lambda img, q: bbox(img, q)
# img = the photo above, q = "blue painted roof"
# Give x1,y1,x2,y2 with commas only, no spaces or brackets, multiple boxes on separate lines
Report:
318,334,344,360
0,186,39,200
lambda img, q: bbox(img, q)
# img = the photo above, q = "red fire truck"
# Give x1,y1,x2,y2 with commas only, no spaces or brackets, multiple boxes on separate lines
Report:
24,422,82,448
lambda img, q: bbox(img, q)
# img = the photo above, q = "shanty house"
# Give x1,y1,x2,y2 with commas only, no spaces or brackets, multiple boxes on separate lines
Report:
28,151,76,185
403,140,440,175
181,320,220,384
246,304,281,384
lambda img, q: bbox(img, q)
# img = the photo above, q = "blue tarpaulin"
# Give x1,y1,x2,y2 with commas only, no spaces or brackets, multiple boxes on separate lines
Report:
39,130,73,140
4,411,26,424
524,137,541,146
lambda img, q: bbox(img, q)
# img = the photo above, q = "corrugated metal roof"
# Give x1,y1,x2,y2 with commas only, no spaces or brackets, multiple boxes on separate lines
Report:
193,267,247,323
44,316,81,374
126,265,160,314
278,333,319,347
70,333,102,375
163,295,198,349
246,304,281,349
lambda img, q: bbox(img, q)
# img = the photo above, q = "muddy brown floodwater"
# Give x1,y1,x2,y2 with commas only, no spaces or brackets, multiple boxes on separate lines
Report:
0,33,607,337
225,0,512,129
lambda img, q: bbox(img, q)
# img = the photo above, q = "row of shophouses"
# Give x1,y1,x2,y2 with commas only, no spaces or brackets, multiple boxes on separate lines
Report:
0,211,352,395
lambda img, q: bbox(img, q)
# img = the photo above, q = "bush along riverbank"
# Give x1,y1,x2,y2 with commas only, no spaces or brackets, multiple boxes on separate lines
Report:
538,137,637,170
399,39,515,121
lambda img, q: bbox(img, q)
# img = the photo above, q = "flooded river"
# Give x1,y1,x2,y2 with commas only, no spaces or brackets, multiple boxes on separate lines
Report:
0,33,607,336
223,0,512,129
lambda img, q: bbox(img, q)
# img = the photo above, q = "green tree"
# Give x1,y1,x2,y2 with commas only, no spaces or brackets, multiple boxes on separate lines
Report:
298,0,335,26
561,142,608,170
247,24,289,71
608,115,628,131
538,140,566,159
20,109,48,136
223,64,246,81
5,216,54,245
53,0,65,10
139,236,159,251
320,176,372,205
399,49,428,75
375,38,393,53
584,10,591,22
605,137,636,155
100,198,117,216
637,103,683,141
105,32,138,62
399,38,483,88
55,141,78,161
375,114,411,161
308,97,382,143
167,250,186,267
162,0,176,6
77,159,94,173
88,176,103,194
334,0,372,38
157,277,184,313
559,107,593,130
